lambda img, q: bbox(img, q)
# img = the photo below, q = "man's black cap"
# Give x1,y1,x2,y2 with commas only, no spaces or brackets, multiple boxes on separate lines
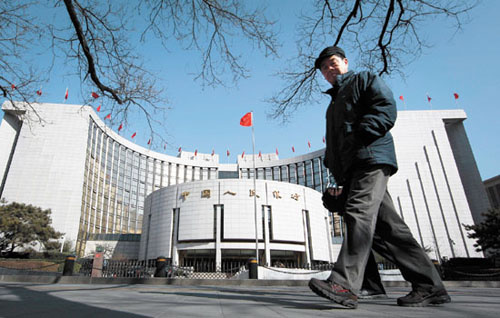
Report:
314,46,346,69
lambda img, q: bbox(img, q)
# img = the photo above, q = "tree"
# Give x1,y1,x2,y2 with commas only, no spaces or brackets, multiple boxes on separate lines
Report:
463,208,500,257
1,1,477,134
1,0,278,143
269,0,477,121
0,202,63,255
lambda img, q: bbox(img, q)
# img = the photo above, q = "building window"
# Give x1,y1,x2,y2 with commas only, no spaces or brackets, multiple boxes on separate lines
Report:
280,166,288,182
297,162,305,186
289,164,296,184
488,187,499,208
273,167,280,181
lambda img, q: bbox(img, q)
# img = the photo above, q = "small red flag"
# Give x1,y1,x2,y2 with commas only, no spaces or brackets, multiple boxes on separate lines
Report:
240,112,252,127
147,139,151,145
276,148,279,156
211,149,215,156
227,150,230,156
258,151,262,157
292,146,295,152
11,84,16,90
64,88,69,100
105,113,111,120
36,89,42,96
454,93,459,100
131,132,136,139
322,136,325,143
399,95,404,101
118,123,123,131
308,140,311,148
195,150,198,156
427,95,432,103
178,147,182,152
96,105,101,112
91,92,99,99
241,151,245,158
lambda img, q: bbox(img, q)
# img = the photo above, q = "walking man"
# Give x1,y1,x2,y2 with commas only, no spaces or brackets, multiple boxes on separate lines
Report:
308,46,450,309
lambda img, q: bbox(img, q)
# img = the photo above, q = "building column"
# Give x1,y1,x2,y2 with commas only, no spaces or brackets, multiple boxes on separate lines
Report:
215,205,222,271
263,205,271,266
302,210,311,265
171,207,180,265
325,215,334,263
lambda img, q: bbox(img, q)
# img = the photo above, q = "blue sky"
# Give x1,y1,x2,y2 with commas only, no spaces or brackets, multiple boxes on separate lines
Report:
1,1,499,180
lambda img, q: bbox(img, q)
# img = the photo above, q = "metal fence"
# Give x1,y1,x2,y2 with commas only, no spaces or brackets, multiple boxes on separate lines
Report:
74,258,339,279
76,258,247,279
1,257,398,280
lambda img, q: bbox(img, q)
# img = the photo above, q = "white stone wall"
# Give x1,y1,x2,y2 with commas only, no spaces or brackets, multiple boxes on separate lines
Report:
0,102,90,246
0,112,21,187
390,110,483,259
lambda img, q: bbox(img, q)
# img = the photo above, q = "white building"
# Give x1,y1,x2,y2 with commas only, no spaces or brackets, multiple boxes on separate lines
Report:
140,179,335,267
0,101,489,263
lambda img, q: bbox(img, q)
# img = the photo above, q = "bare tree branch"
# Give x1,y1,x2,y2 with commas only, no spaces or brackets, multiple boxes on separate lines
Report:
2,0,280,150
269,0,478,120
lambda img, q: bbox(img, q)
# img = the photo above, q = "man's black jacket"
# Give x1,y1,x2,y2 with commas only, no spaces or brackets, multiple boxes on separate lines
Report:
323,70,398,186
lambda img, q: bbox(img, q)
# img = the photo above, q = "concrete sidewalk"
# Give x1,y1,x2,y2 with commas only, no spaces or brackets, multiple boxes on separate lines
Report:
1,282,499,317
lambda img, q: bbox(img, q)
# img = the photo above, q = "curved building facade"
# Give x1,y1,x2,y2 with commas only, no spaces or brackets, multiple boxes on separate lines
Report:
140,179,335,267
0,101,489,261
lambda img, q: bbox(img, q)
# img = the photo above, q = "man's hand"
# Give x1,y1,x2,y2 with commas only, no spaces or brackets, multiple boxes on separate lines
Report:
322,186,346,214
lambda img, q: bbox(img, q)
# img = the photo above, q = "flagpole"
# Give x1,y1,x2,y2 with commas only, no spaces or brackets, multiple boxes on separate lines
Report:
251,111,259,265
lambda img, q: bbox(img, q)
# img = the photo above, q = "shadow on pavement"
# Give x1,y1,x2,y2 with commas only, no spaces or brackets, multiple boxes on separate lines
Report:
140,288,355,311
0,283,149,318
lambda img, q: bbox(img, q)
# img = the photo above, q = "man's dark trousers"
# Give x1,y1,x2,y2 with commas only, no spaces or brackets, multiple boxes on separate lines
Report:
328,165,444,294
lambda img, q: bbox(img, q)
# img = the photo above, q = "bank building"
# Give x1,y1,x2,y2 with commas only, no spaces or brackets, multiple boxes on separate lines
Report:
0,101,490,268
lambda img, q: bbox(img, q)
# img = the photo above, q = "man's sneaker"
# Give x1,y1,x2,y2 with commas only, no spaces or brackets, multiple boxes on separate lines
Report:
308,278,358,309
358,289,388,299
397,289,451,307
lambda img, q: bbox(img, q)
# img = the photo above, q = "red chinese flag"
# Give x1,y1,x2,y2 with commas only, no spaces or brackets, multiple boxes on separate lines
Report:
147,139,151,145
131,132,136,139
178,147,182,152
454,93,459,100
91,92,99,99
258,151,262,157
427,95,432,102
227,150,230,156
118,123,123,131
240,112,252,127
64,88,69,100
195,150,198,156
292,146,295,152
275,148,279,155
322,136,325,143
96,105,101,112
36,89,42,96
104,113,111,120
241,151,245,158
308,140,311,148
399,95,404,101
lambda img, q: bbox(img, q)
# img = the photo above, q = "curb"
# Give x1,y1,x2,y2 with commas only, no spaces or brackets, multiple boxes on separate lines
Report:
1,275,500,288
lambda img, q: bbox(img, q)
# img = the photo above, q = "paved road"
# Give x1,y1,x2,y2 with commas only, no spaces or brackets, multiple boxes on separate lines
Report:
1,282,499,317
